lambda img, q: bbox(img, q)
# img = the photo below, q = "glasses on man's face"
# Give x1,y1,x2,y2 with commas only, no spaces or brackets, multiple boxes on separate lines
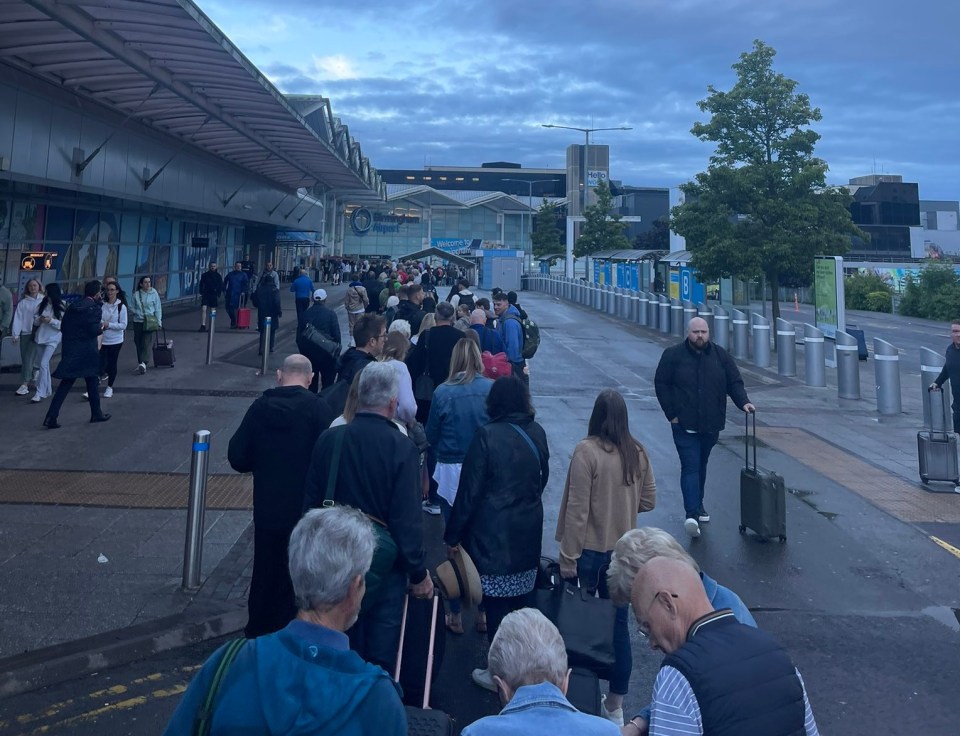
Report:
637,591,678,637
377,333,388,339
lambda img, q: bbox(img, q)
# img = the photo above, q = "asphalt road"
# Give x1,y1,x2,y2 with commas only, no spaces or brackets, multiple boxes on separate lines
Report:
2,289,959,734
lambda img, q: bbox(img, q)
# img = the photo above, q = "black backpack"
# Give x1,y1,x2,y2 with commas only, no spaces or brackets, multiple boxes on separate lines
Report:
458,292,475,311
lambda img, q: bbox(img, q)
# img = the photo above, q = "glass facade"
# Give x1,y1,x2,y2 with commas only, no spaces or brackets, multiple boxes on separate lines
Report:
848,180,920,258
0,181,245,299
342,199,524,258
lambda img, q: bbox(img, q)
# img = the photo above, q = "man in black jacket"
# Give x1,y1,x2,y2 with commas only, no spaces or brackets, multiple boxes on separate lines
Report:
303,362,433,671
361,270,382,313
198,261,223,332
228,354,334,638
297,288,341,392
654,317,754,538
929,320,960,433
396,284,425,334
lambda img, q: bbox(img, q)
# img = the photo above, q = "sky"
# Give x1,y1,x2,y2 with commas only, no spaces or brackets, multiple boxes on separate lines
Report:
198,0,959,200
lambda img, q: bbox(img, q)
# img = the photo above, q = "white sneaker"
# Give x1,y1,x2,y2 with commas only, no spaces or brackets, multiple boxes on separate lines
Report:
684,517,701,538
137,362,146,374
471,667,497,692
422,500,441,516
30,394,43,403
15,384,29,396
600,694,624,726
104,387,113,398
82,392,89,399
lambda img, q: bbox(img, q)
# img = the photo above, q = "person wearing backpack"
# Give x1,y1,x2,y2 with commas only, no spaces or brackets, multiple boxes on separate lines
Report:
494,293,527,384
450,278,475,311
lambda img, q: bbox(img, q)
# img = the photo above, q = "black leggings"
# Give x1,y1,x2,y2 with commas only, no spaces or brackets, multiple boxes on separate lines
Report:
483,591,533,645
101,343,123,387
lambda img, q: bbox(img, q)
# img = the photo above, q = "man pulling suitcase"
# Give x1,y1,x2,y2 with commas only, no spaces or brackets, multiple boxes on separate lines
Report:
654,317,755,538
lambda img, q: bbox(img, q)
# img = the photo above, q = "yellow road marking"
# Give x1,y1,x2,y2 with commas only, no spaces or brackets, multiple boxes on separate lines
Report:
930,535,960,560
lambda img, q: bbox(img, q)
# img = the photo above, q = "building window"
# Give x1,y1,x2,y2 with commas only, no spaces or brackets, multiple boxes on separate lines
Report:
423,176,432,181
456,177,464,182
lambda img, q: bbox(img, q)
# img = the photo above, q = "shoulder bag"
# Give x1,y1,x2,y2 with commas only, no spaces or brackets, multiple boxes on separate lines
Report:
324,427,398,612
302,322,341,360
413,331,435,401
138,292,160,332
193,637,246,736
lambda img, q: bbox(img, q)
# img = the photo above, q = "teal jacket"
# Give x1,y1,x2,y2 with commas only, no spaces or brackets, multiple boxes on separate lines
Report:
163,620,405,736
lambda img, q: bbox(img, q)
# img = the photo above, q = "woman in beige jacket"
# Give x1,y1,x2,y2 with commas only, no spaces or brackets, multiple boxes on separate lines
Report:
555,388,656,725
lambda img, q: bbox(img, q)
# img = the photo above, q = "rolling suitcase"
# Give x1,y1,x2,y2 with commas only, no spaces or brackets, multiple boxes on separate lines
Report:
918,387,959,488
152,328,175,368
236,307,251,329
394,591,453,735
739,412,787,542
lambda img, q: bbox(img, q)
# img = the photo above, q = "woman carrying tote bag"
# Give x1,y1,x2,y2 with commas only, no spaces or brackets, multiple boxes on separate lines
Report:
554,389,657,726
129,276,162,374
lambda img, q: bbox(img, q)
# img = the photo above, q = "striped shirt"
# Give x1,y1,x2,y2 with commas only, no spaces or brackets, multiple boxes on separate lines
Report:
649,665,819,736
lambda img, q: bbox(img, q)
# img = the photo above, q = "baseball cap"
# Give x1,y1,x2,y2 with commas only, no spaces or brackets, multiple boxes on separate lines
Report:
313,288,327,301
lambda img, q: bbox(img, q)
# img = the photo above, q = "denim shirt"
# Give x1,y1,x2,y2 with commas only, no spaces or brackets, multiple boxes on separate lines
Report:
462,682,620,736
425,376,493,463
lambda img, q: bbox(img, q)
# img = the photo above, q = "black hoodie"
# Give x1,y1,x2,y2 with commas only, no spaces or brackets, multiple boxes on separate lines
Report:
228,386,334,530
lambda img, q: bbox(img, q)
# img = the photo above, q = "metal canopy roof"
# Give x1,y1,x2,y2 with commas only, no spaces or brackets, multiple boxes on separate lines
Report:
398,247,475,270
0,0,383,195
592,249,667,262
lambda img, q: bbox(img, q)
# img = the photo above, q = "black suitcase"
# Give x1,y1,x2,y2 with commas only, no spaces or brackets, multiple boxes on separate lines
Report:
566,667,602,716
918,387,959,487
395,591,453,735
739,412,787,542
152,328,175,368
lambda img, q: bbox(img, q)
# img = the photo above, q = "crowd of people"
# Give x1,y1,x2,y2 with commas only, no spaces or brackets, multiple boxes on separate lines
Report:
162,290,819,735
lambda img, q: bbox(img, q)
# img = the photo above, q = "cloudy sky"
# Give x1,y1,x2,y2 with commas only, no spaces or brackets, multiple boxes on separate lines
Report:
199,0,959,199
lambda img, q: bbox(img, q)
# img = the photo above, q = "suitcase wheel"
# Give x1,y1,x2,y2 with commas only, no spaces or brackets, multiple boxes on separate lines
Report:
738,525,746,534
779,535,787,543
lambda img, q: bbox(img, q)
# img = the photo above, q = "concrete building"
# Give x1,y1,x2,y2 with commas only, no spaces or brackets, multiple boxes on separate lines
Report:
847,175,922,260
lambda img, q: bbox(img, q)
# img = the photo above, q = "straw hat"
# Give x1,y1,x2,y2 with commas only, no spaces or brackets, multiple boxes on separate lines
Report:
436,547,482,607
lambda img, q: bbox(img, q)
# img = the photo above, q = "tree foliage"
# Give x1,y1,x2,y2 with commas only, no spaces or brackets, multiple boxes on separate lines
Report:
898,263,960,321
634,216,670,251
845,272,893,313
531,198,563,259
575,180,630,258
670,40,864,319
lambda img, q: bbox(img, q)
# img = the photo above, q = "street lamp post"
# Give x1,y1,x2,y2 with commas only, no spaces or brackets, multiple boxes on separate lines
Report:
541,123,632,277
502,177,560,267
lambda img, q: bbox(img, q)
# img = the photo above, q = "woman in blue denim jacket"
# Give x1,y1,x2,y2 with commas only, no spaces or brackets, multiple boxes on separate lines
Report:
426,338,493,634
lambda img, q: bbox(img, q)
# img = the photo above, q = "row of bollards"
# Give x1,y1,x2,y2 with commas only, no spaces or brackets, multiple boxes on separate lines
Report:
530,275,917,417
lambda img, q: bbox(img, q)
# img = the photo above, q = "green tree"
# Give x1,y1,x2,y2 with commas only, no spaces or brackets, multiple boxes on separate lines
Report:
898,262,960,320
671,40,864,319
575,179,630,258
531,198,562,259
634,216,670,251
845,272,894,311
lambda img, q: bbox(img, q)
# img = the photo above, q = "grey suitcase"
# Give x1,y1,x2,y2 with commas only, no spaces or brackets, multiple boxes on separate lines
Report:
739,412,787,542
918,388,959,487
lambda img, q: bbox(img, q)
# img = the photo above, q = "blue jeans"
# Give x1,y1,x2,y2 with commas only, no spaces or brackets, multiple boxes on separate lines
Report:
577,549,631,696
671,425,719,518
346,568,406,673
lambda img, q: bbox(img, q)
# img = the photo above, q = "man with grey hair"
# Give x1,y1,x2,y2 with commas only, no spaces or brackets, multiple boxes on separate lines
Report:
164,506,406,735
229,353,334,638
303,361,432,671
462,608,619,736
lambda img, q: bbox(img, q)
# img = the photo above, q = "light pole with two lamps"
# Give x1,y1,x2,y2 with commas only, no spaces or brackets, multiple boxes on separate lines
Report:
541,123,632,277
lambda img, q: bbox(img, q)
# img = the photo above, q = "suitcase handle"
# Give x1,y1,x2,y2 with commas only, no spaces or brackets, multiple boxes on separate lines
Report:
744,410,758,472
928,386,949,436
393,586,440,710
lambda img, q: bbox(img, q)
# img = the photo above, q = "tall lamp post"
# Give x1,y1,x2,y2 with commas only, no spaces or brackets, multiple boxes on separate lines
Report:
502,177,560,269
541,123,631,277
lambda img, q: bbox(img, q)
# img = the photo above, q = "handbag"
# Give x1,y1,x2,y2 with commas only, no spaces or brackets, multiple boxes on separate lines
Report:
301,322,341,360
413,332,435,401
137,292,160,331
324,427,398,612
534,562,616,679
193,638,246,736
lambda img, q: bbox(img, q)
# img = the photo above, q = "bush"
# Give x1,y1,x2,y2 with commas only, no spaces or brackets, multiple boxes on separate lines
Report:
864,291,892,313
895,263,960,320
845,272,894,311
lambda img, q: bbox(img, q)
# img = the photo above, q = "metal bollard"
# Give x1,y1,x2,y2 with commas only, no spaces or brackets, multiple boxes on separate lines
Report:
647,293,659,330
836,331,861,399
659,295,671,334
775,318,796,376
921,347,950,431
670,298,683,337
608,287,620,316
182,429,211,591
594,284,604,311
712,306,729,349
874,338,902,414
697,302,714,334
619,289,630,319
731,309,749,360
752,313,771,368
803,324,826,387
205,308,217,365
260,316,272,375
629,290,640,322
682,300,697,333
637,292,648,327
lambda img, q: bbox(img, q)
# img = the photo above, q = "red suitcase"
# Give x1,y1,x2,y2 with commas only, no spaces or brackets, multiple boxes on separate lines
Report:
236,307,251,329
